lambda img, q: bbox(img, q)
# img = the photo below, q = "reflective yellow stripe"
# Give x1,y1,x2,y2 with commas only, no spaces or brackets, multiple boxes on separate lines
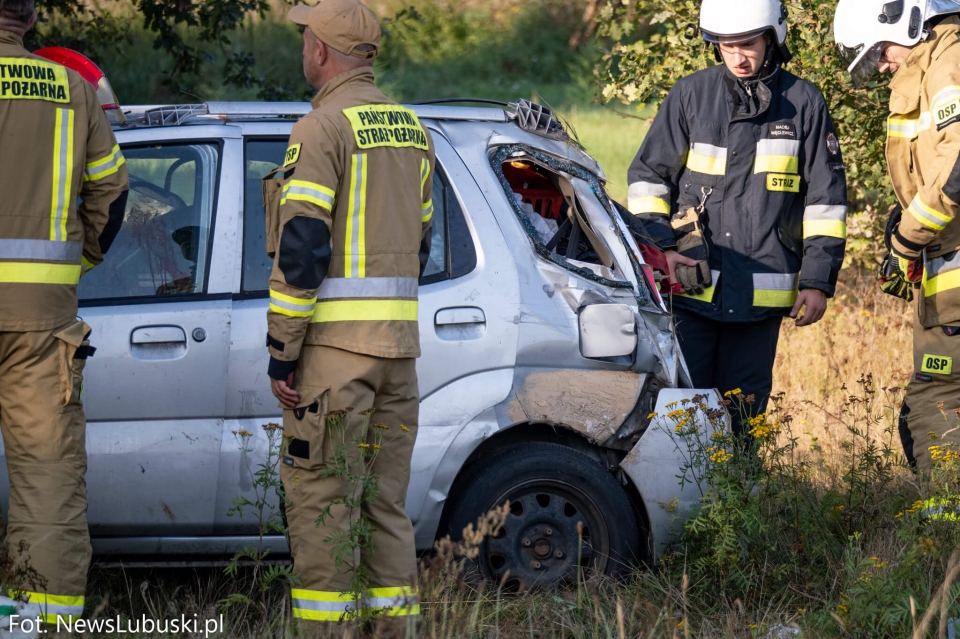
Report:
753,273,797,307
84,144,125,182
345,154,367,278
753,289,797,307
754,155,798,174
366,586,418,598
907,195,951,231
80,255,95,274
293,609,348,621
0,262,80,284
924,267,960,297
281,180,335,210
269,289,317,317
803,219,847,239
628,195,670,215
421,200,433,223
50,108,74,242
887,114,932,139
10,590,83,624
311,299,418,323
685,152,726,175
676,269,720,303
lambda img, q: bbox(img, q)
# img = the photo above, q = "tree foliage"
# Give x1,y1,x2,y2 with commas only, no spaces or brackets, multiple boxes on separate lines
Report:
596,0,893,265
28,0,303,100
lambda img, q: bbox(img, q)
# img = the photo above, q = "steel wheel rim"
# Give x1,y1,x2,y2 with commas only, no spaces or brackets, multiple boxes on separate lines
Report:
479,477,611,591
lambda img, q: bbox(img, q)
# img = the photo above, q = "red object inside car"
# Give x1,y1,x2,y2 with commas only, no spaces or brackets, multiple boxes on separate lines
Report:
637,243,683,295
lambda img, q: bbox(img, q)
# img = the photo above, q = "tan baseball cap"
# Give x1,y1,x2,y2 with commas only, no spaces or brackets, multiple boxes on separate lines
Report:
288,0,381,59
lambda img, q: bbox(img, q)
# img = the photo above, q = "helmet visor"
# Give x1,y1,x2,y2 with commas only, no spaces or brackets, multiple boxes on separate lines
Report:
840,41,884,88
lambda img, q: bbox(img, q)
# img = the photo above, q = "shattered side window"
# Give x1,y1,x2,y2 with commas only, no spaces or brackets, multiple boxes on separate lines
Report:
493,145,634,290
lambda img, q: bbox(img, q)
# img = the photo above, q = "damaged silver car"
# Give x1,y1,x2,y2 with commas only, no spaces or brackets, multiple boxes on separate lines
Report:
0,100,728,587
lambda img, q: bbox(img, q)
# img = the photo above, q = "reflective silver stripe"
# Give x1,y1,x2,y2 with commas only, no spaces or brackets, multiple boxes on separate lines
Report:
364,595,417,609
269,295,315,314
347,153,366,278
53,109,71,242
284,184,334,208
317,276,418,300
627,181,669,198
756,139,800,157
753,273,798,290
0,239,82,262
932,86,960,110
36,603,83,617
291,598,353,613
926,251,960,278
690,143,727,159
84,147,124,181
803,204,847,221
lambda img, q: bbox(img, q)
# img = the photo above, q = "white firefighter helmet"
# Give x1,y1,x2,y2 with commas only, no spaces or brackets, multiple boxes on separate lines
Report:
834,0,960,86
700,0,788,45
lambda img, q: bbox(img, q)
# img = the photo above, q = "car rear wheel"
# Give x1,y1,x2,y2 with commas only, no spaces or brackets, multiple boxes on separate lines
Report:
443,442,641,590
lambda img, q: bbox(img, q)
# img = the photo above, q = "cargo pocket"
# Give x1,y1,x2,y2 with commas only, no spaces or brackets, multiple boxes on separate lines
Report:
52,320,94,411
281,385,329,471
262,165,286,259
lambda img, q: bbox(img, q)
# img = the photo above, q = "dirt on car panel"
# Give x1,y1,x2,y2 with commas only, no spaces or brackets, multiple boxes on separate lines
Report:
506,369,643,442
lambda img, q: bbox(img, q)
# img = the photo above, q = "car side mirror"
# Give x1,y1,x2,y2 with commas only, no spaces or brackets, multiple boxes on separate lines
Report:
578,303,637,359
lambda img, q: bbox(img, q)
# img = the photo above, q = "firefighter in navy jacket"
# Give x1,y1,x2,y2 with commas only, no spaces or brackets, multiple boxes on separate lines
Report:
627,0,848,425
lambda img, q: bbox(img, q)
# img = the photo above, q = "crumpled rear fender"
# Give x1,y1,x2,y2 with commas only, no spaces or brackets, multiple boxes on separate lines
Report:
619,388,729,560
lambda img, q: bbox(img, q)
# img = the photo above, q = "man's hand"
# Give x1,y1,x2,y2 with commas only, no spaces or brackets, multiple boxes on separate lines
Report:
271,372,299,408
664,250,699,286
790,289,827,327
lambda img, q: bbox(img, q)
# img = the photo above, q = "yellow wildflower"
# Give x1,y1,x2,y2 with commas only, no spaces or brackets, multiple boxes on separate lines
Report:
723,388,742,397
400,425,410,432
647,412,658,419
358,443,371,449
373,444,381,450
372,422,389,430
895,512,903,519
929,431,939,440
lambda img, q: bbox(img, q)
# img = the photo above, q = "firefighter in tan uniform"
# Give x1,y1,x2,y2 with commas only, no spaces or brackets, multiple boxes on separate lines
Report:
0,0,128,632
265,0,433,631
835,0,960,473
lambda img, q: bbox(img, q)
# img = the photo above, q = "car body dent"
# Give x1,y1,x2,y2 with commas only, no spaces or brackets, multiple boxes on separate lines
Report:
620,388,730,559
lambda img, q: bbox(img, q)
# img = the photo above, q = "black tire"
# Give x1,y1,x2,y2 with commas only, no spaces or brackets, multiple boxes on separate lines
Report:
443,442,641,590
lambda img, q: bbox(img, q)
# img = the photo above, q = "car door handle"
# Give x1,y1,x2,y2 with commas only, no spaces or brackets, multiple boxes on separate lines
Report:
435,307,485,326
131,326,187,345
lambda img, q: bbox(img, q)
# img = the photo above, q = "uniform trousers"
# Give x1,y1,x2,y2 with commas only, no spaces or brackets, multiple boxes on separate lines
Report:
673,308,783,434
0,320,92,623
898,313,960,472
280,345,420,632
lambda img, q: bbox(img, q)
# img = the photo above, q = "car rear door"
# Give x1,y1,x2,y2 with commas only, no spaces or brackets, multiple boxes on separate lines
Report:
73,125,239,541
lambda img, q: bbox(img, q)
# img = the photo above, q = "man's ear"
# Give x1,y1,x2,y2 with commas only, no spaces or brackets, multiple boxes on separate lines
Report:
314,38,328,68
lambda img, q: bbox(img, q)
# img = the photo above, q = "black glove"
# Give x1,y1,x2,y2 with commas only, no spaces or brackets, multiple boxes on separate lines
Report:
879,203,923,300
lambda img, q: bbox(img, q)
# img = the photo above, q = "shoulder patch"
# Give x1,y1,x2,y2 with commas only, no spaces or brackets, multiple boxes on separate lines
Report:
283,143,302,167
342,104,429,151
826,132,840,156
934,94,960,130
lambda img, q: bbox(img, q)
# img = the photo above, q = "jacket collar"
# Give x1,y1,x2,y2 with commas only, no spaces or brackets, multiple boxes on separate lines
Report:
0,29,25,48
890,16,960,113
722,64,781,122
310,67,376,108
